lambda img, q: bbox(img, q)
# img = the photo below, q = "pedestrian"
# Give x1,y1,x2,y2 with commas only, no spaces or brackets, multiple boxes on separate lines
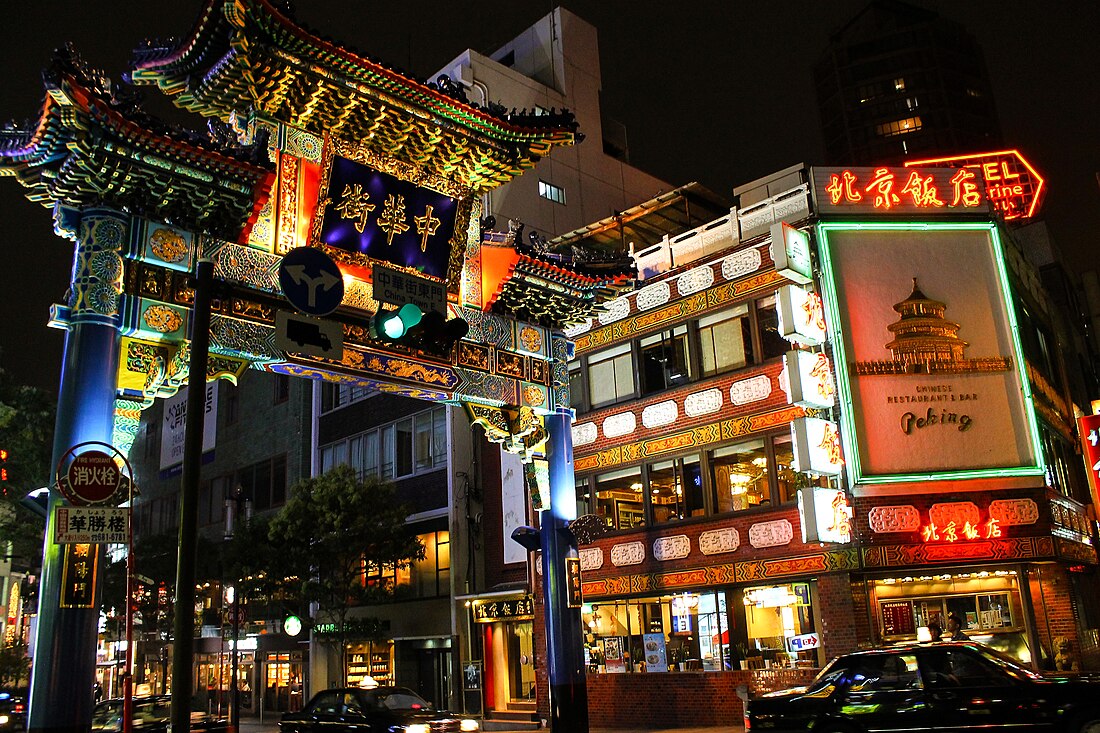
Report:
946,612,968,640
925,617,943,642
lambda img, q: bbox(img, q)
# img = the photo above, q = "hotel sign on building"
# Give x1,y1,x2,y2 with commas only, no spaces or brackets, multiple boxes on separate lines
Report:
809,195,1045,489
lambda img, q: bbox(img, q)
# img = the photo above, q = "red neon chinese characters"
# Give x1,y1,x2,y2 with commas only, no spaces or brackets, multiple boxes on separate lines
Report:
802,292,826,334
825,171,862,205
865,168,901,209
962,521,979,540
900,171,945,208
985,517,1001,538
950,169,982,207
921,522,940,542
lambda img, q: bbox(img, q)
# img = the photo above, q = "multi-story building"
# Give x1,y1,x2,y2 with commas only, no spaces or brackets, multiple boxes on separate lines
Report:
814,0,1002,165
484,163,1098,730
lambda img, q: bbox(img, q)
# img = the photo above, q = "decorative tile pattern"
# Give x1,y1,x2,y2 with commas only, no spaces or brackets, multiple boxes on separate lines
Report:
603,412,637,439
579,547,604,571
641,400,678,429
867,505,922,533
729,374,772,405
988,498,1040,526
677,265,715,296
684,388,723,417
635,281,671,310
929,502,980,529
572,422,598,447
597,297,630,325
653,535,691,561
564,318,591,338
721,247,763,281
699,527,740,555
611,541,646,567
749,519,794,548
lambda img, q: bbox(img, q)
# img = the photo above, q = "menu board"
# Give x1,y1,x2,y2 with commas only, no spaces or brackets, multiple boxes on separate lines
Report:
602,637,627,673
881,601,915,636
643,633,668,673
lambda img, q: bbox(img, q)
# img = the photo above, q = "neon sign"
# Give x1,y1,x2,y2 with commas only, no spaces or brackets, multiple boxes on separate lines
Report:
921,516,1001,543
812,167,990,215
905,150,1045,220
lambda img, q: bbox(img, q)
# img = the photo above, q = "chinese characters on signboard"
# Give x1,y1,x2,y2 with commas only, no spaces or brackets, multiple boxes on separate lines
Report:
371,262,447,314
472,596,535,623
905,150,1045,221
565,557,582,608
318,156,459,279
60,543,98,609
812,167,991,216
54,506,129,545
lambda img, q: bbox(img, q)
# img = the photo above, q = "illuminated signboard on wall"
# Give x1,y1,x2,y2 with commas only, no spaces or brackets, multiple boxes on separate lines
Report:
770,222,813,284
791,417,844,476
905,150,1044,221
1078,413,1100,508
798,487,853,544
816,222,1044,488
316,154,461,279
777,285,827,345
810,167,992,217
781,350,836,409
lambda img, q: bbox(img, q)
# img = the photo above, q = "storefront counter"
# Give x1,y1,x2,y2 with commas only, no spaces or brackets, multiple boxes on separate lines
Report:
586,667,819,729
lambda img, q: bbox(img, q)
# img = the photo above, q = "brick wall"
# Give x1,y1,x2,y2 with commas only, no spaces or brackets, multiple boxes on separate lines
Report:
816,573,860,659
1031,563,1080,668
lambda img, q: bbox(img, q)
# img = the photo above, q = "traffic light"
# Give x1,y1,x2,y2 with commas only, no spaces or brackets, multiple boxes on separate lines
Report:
406,310,470,356
371,302,424,341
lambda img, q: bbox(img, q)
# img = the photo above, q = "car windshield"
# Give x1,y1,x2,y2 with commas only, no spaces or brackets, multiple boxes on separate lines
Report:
376,690,432,711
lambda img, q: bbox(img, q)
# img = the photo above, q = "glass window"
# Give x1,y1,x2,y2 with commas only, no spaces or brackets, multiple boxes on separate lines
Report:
272,455,287,506
395,419,414,477
756,296,790,361
639,326,691,396
380,426,394,479
576,476,592,518
648,454,703,525
363,432,380,478
743,582,819,668
710,439,768,512
414,412,433,470
773,435,800,505
594,466,644,530
569,360,584,410
588,343,635,407
538,180,566,204
698,306,753,376
273,374,290,403
432,408,447,467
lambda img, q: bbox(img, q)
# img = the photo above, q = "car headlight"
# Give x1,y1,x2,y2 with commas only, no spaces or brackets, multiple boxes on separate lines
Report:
460,719,480,732
0,714,9,725
404,725,430,733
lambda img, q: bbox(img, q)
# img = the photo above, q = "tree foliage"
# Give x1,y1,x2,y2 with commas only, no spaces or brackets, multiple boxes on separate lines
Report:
0,368,54,572
0,639,30,690
268,466,423,683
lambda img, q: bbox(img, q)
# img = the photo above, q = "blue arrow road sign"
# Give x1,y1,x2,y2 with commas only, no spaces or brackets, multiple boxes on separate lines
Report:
278,247,345,316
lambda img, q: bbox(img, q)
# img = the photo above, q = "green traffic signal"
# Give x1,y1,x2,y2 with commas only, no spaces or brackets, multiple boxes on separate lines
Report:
374,302,423,340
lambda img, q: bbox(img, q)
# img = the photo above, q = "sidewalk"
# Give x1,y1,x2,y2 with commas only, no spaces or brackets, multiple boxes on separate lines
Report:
240,719,744,733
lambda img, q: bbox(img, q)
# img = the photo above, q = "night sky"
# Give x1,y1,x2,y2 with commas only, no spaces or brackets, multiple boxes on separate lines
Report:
0,1,1096,394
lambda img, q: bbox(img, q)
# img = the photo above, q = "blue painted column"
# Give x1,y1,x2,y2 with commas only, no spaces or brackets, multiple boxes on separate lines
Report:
29,208,127,733
540,408,588,731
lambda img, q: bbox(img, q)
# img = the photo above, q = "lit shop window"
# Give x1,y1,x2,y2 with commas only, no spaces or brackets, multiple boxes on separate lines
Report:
894,77,906,92
875,116,923,138
742,582,821,669
582,590,729,673
648,455,704,524
538,180,566,205
593,466,644,530
711,439,768,512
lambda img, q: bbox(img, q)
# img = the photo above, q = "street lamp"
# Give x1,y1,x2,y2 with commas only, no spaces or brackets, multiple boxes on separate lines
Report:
224,485,251,731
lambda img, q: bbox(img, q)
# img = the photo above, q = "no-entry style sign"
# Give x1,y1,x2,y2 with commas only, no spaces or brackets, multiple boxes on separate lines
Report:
57,449,128,506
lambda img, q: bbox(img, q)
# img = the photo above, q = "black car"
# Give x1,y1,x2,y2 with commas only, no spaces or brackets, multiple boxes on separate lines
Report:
279,686,479,733
745,641,1100,733
91,696,229,733
0,692,26,732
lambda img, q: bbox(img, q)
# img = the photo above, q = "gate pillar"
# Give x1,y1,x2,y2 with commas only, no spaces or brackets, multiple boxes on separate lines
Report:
29,208,126,733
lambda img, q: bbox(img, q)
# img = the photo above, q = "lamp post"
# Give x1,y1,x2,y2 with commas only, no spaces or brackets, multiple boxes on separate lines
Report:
224,485,251,731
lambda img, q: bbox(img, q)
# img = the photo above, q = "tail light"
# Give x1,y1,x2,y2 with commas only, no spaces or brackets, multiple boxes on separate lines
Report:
12,704,24,714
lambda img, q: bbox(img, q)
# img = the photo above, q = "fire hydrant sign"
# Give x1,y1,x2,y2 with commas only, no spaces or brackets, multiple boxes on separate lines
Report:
54,506,130,544
59,450,126,505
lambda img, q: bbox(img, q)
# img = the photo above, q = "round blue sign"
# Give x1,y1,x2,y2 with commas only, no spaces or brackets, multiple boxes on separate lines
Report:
278,247,345,316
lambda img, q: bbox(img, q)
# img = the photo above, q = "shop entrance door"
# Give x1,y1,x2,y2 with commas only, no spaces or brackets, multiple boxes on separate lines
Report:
505,621,535,706
413,648,452,710
263,654,302,713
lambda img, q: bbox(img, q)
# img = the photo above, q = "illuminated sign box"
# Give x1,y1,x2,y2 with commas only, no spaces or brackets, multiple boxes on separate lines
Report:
781,350,836,409
791,417,844,476
777,285,827,345
770,221,812,284
816,222,1044,488
811,167,992,217
798,487,852,544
